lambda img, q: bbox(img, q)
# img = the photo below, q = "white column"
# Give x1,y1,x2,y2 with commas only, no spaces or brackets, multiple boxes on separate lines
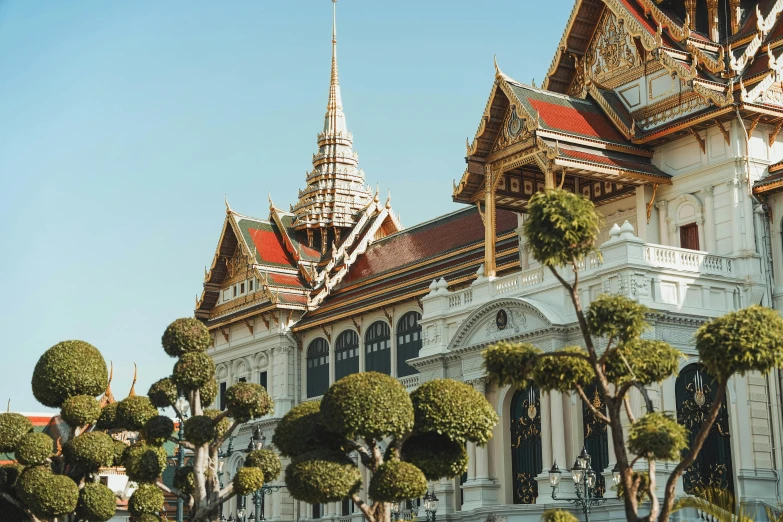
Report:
550,391,567,468
541,391,552,468
460,379,500,510
701,186,716,252
635,186,649,241
656,200,669,245
730,178,744,254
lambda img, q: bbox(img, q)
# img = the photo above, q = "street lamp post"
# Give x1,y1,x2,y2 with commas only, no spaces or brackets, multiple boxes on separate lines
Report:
423,489,438,522
549,447,615,522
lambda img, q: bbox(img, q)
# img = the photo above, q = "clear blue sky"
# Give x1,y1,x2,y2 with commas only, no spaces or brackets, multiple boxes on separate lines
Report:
0,0,572,411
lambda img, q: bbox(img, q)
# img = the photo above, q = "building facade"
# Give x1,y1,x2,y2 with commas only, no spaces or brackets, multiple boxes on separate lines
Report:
197,1,783,520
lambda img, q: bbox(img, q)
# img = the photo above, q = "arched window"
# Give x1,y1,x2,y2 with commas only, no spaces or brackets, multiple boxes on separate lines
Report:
306,338,329,398
365,321,391,375
676,364,733,494
510,385,542,504
582,383,609,497
396,312,422,377
335,330,359,381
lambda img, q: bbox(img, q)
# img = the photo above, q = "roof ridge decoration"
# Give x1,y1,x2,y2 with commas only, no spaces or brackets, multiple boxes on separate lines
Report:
637,0,691,42
586,83,636,138
290,0,373,235
758,0,783,38
687,40,726,73
740,47,783,103
729,34,763,73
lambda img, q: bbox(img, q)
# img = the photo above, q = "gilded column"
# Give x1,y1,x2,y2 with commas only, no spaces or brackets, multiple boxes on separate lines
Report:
684,0,696,28
730,0,741,34
484,165,497,278
706,0,720,41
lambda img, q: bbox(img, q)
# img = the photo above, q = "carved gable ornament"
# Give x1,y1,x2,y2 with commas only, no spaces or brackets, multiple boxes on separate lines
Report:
588,11,641,85
491,104,535,153
448,298,560,351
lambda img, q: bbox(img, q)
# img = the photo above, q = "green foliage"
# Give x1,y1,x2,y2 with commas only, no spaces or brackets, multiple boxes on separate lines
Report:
672,489,754,522
411,379,497,444
76,482,116,522
245,449,282,482
233,467,265,495
184,415,216,446
586,294,648,344
541,510,579,522
483,342,541,388
628,412,688,461
95,402,119,431
225,382,273,422
129,483,164,516
0,463,23,493
368,460,427,502
15,432,53,466
162,317,210,357
111,439,127,466
285,450,361,504
173,466,195,494
136,515,163,522
273,400,344,458
321,372,414,440
617,471,651,503
142,416,174,446
29,474,79,519
696,305,783,382
63,431,115,472
400,432,468,480
148,378,178,409
605,340,681,386
15,465,52,506
523,188,601,268
31,340,108,408
116,396,158,431
204,409,230,439
531,346,594,392
200,378,218,407
60,394,101,428
122,442,167,482
173,351,216,390
0,413,32,453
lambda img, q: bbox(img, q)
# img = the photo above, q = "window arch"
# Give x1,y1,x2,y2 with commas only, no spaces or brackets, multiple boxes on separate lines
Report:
582,383,609,497
510,385,542,504
365,321,391,375
335,330,359,381
396,312,422,377
306,338,329,398
676,364,733,494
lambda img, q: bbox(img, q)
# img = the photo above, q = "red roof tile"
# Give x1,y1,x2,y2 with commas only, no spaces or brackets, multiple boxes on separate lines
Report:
528,98,626,142
559,148,669,178
248,229,292,267
268,272,308,289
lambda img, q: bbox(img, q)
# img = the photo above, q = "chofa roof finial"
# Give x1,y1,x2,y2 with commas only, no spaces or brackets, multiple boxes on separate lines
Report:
128,363,137,397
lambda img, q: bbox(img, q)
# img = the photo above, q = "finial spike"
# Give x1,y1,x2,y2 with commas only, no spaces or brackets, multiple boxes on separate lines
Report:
225,195,232,214
6,399,9,413
128,363,138,397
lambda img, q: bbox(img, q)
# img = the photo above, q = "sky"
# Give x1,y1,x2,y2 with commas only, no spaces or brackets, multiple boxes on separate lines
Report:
0,0,573,412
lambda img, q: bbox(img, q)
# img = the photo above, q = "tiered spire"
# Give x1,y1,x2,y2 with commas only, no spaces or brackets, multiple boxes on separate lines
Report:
291,0,373,253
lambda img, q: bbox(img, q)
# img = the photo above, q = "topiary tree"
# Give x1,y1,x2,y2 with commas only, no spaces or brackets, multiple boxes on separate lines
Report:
481,188,783,522
273,372,498,522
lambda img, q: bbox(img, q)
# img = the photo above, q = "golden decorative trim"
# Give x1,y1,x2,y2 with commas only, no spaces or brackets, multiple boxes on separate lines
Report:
769,120,783,147
747,114,763,139
716,119,731,145
729,35,762,73
757,0,783,37
220,328,230,343
688,128,706,153
754,178,783,195
351,316,362,335
543,0,585,91
646,183,659,224
587,83,634,137
633,106,734,144
632,90,704,127
637,0,691,42
321,325,332,343
259,313,270,330
687,41,725,73
244,318,254,335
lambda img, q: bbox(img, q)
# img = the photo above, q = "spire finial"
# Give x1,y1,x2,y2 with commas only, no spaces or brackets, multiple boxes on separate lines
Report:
128,363,138,397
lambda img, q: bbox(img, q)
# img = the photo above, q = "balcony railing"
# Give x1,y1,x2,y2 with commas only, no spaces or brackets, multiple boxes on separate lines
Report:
644,245,732,275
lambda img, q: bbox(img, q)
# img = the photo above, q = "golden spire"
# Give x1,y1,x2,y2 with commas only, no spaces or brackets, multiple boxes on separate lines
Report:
325,0,344,136
100,362,116,407
128,363,137,397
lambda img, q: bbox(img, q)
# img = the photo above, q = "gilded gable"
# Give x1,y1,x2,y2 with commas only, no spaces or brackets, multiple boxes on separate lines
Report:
588,11,641,87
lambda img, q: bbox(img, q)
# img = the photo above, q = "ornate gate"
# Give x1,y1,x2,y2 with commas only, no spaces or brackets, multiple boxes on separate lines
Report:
510,385,542,504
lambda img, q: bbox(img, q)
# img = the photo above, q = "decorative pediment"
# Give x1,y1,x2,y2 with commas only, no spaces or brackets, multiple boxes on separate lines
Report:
490,104,538,154
588,11,642,86
448,298,565,351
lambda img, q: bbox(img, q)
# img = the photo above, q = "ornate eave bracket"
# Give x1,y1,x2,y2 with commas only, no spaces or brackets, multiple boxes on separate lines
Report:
693,80,734,107
687,41,725,74
729,35,763,73
740,48,783,103
637,0,691,42
758,0,783,38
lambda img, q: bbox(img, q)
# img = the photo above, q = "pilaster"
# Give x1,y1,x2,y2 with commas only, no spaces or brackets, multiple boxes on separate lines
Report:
460,378,500,510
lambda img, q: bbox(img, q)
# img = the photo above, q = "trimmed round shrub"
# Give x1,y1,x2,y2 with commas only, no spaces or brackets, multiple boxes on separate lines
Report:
401,432,468,480
122,442,167,482
368,460,427,502
148,378,178,409
63,431,115,472
605,340,681,386
15,465,52,506
0,463,23,493
32,340,108,408
142,416,175,446
225,382,273,422
273,401,344,458
61,395,101,427
411,379,497,445
628,412,688,461
136,515,163,522
523,188,601,268
233,467,265,495
95,402,119,431
173,465,195,494
200,378,218,407
321,372,413,440
541,510,579,522
111,438,127,466
586,294,648,345
76,482,116,522
129,483,164,516
29,474,79,518
162,318,210,357
116,396,158,431
483,342,541,388
173,352,215,390
184,415,215,446
0,413,32,453
531,346,595,393
0,496,29,522
204,409,230,440
16,432,53,466
285,450,361,504
697,305,783,382
245,449,282,482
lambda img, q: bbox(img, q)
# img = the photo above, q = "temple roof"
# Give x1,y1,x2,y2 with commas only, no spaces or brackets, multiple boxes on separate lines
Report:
753,160,783,194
